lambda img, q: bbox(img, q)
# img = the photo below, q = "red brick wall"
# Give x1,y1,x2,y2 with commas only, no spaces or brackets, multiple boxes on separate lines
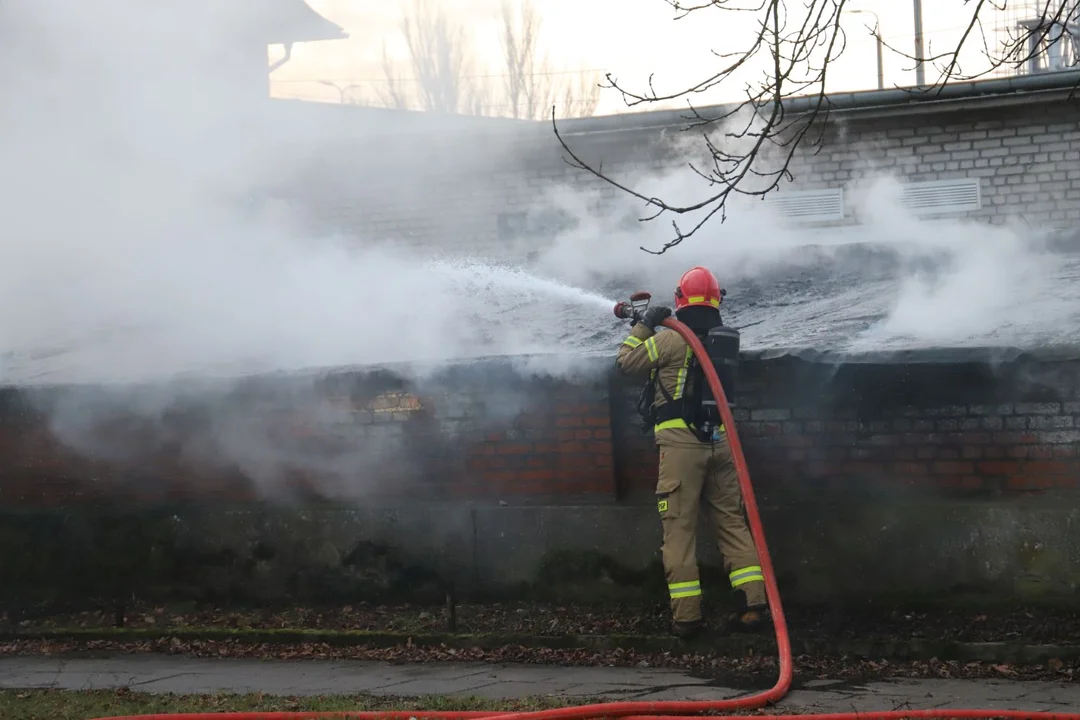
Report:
455,396,615,499
609,354,1080,500
734,401,1080,494
1,354,1079,507
0,363,619,507
757,357,1079,498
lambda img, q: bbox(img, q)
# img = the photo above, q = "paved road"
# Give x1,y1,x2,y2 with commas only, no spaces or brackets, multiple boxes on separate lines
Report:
2,656,1078,714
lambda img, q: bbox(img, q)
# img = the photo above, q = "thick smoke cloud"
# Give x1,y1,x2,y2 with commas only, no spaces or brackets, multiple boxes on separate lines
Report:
0,0,622,502
1,1,1074,504
529,135,1073,353
0,1,617,390
3,2,1070,388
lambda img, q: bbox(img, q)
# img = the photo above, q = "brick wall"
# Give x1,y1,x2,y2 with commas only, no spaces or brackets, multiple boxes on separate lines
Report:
4,350,1080,605
782,101,1080,227
456,394,616,500
738,395,1080,495
609,353,1080,503
4,351,1079,508
0,359,619,508
281,95,1080,253
272,117,679,259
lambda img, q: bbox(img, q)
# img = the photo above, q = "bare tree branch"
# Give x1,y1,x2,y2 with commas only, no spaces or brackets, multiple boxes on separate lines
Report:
560,68,602,118
377,40,411,110
889,0,1080,92
551,0,1080,254
375,0,488,114
500,0,549,119
374,0,602,119
499,0,601,119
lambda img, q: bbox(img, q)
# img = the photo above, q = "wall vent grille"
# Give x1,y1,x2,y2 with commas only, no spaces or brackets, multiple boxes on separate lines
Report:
761,188,845,222
900,178,982,215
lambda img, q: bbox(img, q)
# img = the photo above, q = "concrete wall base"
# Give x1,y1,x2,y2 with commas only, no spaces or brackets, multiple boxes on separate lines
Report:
3,500,1077,609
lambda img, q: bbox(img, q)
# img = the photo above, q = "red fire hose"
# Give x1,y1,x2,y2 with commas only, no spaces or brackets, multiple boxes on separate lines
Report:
89,317,1080,720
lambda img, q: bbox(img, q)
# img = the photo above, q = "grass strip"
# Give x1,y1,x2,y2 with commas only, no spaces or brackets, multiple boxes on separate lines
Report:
0,689,581,720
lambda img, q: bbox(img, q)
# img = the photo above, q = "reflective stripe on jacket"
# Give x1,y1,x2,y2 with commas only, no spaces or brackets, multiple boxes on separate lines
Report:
616,322,703,445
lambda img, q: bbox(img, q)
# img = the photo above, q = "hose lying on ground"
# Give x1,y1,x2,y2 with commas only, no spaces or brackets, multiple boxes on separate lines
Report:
89,317,1079,720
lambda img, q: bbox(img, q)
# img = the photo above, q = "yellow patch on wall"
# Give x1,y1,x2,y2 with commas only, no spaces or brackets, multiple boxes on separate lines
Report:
367,391,423,413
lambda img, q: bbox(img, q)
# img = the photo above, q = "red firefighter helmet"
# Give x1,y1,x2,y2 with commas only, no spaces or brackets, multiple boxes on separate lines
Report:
673,266,724,311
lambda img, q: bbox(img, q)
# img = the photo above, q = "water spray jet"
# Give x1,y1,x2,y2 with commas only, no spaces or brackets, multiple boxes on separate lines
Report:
86,300,1080,720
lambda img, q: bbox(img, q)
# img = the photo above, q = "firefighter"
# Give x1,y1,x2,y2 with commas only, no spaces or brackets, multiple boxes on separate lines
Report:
615,266,767,639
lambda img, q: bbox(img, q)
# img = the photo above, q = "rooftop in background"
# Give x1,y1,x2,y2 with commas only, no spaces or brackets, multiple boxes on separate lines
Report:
267,96,533,142
277,68,1080,140
554,68,1080,135
260,0,347,44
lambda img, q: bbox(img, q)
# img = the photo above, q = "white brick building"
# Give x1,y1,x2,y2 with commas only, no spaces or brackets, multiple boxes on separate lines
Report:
278,69,1080,254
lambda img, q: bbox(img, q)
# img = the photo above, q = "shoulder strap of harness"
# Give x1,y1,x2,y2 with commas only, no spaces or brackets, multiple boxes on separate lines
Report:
652,353,697,426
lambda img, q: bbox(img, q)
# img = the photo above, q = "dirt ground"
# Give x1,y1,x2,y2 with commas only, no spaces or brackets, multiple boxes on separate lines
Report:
8,599,1079,645
3,600,1077,687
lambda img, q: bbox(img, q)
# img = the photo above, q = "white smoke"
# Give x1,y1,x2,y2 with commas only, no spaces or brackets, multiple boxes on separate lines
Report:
529,140,1073,353
0,0,1073,503
843,177,1066,350
2,2,1069,390
0,0,620,502
0,0,621,389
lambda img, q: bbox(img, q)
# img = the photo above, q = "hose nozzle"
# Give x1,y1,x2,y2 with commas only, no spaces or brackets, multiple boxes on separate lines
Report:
614,291,652,321
617,291,648,321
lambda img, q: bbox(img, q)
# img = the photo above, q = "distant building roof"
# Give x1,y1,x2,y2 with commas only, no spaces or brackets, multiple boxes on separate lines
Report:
266,68,1080,142
254,0,347,45
266,97,534,141
554,68,1080,136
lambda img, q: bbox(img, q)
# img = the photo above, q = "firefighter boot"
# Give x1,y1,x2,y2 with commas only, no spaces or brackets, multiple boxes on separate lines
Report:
727,607,767,634
672,618,704,640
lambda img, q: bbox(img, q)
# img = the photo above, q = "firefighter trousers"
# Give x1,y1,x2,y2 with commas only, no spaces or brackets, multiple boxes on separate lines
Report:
655,434,766,624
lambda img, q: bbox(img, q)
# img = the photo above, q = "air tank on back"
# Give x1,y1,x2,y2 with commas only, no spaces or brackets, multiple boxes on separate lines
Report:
704,325,740,407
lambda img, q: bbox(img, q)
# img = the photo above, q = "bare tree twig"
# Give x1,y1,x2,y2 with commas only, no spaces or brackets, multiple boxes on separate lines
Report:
374,0,479,114
499,0,602,119
551,0,1080,254
374,0,602,119
869,0,1079,93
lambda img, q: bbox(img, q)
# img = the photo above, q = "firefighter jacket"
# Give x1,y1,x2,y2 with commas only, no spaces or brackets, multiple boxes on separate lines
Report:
616,321,712,447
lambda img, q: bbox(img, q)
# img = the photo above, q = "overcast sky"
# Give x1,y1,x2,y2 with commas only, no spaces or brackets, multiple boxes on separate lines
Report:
269,0,1040,115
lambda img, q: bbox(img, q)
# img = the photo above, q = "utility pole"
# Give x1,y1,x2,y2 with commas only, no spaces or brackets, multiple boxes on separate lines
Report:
850,9,884,90
875,28,885,90
913,0,925,86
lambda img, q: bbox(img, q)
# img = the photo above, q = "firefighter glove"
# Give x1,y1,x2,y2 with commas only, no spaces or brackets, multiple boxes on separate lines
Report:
642,305,672,330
